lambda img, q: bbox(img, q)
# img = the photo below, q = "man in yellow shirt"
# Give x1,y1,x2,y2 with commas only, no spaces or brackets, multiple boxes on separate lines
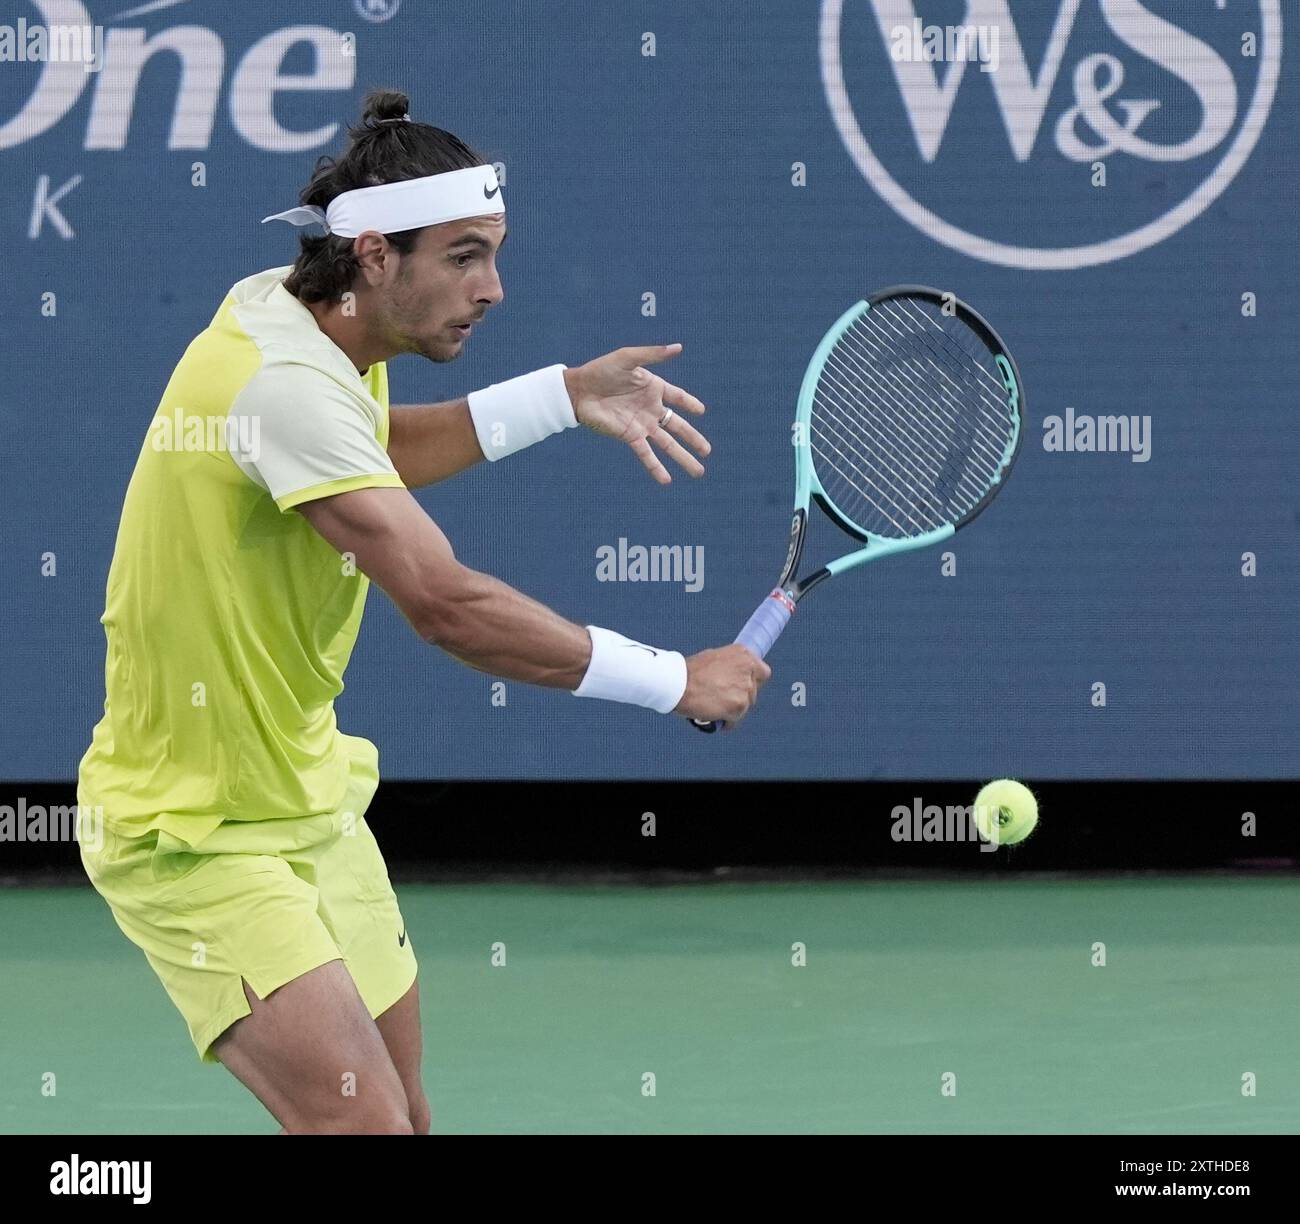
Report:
77,90,768,1134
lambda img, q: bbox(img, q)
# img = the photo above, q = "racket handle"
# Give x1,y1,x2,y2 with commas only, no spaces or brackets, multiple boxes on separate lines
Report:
734,588,795,660
691,590,794,734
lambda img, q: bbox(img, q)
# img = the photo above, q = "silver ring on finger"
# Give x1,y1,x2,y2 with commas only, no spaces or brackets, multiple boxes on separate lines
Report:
658,407,674,428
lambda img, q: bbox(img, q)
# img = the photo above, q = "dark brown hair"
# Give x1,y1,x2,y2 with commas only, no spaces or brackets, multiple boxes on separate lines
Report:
281,89,489,304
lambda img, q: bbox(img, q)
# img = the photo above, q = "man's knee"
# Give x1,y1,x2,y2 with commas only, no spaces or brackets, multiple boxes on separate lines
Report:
287,1099,414,1135
357,1108,415,1136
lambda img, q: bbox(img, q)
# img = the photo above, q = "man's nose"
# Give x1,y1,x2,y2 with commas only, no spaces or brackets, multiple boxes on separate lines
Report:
477,264,504,308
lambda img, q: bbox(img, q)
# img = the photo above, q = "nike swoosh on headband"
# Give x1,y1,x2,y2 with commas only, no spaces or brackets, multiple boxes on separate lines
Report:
262,167,504,237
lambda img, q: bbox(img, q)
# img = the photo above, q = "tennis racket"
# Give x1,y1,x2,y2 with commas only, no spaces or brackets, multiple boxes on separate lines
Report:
693,285,1025,733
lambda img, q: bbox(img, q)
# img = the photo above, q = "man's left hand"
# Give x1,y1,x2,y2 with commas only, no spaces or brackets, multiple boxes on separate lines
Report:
563,344,711,485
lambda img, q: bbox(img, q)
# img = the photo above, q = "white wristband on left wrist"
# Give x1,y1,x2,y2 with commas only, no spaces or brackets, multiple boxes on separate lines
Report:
467,364,577,461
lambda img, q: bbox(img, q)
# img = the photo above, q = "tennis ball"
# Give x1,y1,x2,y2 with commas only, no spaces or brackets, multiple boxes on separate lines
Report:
973,779,1038,846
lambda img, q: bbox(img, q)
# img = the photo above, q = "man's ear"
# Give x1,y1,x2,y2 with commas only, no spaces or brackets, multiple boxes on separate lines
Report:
353,232,395,284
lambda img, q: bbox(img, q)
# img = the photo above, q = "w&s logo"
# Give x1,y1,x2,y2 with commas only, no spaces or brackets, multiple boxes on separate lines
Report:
820,1,1282,269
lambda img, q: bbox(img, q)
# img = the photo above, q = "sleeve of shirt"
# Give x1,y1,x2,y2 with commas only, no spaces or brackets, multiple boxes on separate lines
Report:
227,362,406,512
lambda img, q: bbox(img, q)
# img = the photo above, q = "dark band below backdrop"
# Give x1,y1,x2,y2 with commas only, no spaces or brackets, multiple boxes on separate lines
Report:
1,1,1295,782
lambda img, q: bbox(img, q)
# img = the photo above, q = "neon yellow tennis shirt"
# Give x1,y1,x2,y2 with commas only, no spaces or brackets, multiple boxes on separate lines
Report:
78,266,405,843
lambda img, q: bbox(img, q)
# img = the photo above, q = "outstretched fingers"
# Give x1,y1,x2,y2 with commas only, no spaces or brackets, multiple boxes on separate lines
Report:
649,426,705,478
628,435,672,485
659,399,711,460
661,379,707,419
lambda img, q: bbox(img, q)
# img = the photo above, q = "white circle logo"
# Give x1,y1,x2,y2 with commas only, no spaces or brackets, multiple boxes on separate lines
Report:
820,0,1282,270
354,0,401,23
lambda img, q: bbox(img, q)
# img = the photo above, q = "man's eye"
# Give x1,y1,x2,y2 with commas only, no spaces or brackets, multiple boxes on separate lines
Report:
454,253,474,267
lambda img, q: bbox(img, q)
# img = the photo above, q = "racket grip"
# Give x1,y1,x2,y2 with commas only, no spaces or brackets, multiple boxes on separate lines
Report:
734,588,794,660
691,590,794,734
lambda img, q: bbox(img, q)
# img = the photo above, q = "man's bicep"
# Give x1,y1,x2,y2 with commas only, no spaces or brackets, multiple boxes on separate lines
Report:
298,486,457,630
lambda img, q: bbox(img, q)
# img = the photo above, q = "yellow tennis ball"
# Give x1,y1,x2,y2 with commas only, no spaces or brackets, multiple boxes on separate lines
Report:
973,779,1038,846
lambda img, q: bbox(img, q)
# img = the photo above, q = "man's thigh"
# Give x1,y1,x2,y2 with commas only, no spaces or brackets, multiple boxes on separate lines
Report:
375,978,430,1133
213,959,412,1134
81,821,351,1066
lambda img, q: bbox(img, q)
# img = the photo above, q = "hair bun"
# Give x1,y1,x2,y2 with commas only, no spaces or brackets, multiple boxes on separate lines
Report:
362,89,411,125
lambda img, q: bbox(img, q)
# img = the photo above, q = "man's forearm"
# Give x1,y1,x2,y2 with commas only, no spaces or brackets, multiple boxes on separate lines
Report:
298,484,691,712
387,399,486,487
390,367,585,486
422,563,594,689
424,568,688,714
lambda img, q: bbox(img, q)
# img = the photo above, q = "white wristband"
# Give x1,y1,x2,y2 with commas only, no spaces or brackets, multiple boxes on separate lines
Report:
572,626,688,715
467,364,577,461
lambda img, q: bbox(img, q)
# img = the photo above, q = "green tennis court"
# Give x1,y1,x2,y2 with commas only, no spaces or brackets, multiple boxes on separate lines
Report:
3,876,1295,1134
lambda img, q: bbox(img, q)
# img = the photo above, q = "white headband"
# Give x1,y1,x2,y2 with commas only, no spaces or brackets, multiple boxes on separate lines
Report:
262,165,504,238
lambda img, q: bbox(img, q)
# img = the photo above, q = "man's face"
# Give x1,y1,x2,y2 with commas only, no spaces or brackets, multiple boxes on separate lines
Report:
375,213,507,363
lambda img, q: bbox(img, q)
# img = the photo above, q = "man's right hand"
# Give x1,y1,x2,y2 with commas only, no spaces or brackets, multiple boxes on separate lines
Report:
675,645,772,728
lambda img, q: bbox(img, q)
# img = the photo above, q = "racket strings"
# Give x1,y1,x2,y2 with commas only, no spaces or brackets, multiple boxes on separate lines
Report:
841,319,1005,475
826,339,993,493
862,306,1010,467
816,362,959,529
815,347,999,532
810,412,936,536
808,297,1017,539
821,345,951,486
809,409,968,539
881,300,1011,437
891,298,1007,400
832,326,1002,489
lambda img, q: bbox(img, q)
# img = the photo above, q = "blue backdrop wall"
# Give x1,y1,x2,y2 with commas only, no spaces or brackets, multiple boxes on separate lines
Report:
2,1,1295,779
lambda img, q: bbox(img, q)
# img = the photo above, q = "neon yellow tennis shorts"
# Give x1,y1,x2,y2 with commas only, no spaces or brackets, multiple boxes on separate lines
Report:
78,739,417,1064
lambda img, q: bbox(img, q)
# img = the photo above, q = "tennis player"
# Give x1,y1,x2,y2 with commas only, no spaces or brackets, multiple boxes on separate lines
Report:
76,89,769,1135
